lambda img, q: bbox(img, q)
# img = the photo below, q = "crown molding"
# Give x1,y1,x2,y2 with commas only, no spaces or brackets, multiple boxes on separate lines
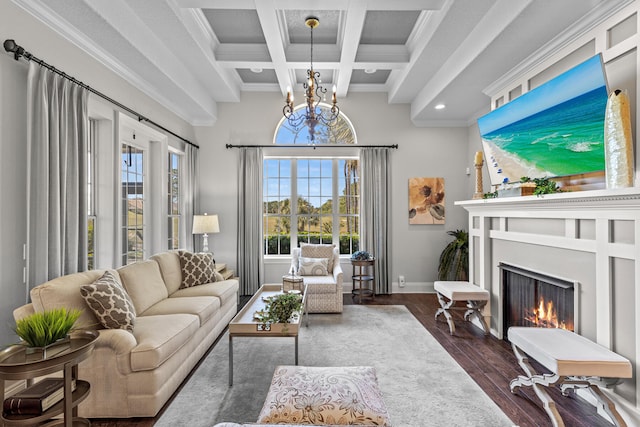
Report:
10,0,214,125
483,0,636,97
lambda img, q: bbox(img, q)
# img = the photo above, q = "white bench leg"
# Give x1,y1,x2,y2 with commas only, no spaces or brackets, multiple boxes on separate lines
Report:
561,379,628,427
510,343,565,427
464,300,490,335
435,292,456,335
435,292,489,335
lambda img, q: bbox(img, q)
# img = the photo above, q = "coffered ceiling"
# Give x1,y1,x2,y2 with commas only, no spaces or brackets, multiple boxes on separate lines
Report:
10,0,630,126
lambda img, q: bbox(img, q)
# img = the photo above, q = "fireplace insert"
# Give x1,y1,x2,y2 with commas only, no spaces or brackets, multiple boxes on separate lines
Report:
500,263,576,338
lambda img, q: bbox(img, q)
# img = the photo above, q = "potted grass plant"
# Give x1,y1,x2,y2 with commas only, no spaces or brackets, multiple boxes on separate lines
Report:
437,229,469,281
15,308,82,351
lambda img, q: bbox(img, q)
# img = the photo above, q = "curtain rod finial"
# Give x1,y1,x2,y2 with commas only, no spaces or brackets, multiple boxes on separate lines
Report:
3,39,24,60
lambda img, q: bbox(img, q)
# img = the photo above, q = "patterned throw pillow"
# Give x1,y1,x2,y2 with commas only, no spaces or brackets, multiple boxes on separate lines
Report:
300,243,335,273
178,250,217,288
298,257,329,276
258,365,391,425
80,271,136,331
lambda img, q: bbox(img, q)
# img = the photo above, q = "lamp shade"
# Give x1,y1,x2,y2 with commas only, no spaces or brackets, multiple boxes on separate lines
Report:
192,214,220,234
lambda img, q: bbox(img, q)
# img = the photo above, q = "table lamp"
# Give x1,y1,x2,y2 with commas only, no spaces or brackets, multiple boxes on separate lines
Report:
192,213,220,253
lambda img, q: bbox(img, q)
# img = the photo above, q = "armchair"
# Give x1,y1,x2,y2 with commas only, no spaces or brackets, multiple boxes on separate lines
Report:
291,244,343,313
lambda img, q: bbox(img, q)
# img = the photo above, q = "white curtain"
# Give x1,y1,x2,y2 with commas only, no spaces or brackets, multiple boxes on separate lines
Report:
183,143,199,251
360,147,391,294
237,147,264,295
27,62,89,288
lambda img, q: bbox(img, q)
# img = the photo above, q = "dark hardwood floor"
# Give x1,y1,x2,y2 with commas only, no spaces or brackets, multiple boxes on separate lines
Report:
90,293,611,427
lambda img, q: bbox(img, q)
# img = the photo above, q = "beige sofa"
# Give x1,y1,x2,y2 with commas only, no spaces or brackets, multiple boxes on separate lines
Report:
12,251,238,418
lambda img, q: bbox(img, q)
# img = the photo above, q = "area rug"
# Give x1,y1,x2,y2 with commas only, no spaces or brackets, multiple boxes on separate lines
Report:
155,305,514,427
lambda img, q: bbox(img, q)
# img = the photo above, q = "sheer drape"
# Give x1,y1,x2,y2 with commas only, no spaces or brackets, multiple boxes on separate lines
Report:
183,143,199,251
360,147,391,294
27,62,89,288
237,147,264,295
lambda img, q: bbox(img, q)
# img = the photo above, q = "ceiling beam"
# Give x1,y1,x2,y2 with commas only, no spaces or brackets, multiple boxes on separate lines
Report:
255,0,292,95
174,0,446,11
410,0,533,121
336,2,366,97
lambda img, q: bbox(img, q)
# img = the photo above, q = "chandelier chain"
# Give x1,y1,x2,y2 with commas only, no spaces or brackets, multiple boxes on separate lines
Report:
282,16,340,142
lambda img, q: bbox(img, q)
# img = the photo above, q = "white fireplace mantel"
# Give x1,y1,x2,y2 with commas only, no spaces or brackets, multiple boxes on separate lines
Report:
456,187,640,421
456,187,640,211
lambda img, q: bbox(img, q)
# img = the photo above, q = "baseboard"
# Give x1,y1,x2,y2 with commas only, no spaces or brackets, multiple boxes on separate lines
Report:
342,282,435,294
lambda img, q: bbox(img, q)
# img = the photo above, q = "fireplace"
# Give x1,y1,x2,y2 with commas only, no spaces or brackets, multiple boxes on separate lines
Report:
500,263,578,337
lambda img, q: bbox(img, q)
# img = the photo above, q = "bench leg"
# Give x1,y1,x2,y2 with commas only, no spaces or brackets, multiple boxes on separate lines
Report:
435,292,456,335
510,343,565,427
561,379,628,427
464,300,490,335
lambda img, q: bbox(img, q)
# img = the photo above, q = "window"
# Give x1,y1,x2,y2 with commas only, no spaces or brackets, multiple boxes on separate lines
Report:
87,119,97,270
167,151,181,250
121,143,145,265
264,105,358,256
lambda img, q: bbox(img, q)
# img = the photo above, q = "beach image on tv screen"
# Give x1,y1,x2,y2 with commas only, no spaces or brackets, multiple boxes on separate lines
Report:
477,54,608,186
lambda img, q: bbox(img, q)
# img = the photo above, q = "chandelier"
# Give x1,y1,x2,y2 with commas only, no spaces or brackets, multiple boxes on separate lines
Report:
283,16,339,141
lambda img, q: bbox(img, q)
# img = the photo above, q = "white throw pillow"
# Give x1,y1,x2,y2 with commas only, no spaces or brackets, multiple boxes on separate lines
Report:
298,257,329,276
300,243,335,273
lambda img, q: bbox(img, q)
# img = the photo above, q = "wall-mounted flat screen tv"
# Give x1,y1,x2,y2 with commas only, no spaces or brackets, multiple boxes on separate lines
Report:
477,54,608,186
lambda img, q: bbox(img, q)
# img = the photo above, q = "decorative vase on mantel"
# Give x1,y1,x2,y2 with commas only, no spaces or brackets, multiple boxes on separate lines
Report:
604,89,635,188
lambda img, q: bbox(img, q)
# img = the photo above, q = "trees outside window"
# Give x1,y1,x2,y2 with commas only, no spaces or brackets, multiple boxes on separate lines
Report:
265,105,359,255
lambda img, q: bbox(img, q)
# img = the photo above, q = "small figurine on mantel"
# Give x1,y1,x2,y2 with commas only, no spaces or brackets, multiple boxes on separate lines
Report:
472,151,484,199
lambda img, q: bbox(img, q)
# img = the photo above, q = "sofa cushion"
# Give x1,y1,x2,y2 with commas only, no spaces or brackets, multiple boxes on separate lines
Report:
298,257,329,276
118,261,169,315
80,271,136,331
30,269,108,329
141,296,220,325
170,280,239,307
178,250,217,288
300,243,335,273
150,251,182,295
130,314,199,371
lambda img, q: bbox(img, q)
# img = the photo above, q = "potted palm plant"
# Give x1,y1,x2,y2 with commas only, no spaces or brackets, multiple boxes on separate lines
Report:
437,229,469,281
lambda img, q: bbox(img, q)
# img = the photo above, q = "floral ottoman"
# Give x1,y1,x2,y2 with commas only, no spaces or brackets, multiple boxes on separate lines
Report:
257,365,391,426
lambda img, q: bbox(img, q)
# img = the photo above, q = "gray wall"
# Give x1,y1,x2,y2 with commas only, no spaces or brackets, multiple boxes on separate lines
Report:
0,1,194,346
195,92,471,292
0,50,28,347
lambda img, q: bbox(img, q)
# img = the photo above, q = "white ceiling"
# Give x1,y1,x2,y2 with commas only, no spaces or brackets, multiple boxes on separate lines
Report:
11,0,630,126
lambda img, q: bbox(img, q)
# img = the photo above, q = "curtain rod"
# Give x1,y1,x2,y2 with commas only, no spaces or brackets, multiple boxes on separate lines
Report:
226,144,398,149
3,39,199,150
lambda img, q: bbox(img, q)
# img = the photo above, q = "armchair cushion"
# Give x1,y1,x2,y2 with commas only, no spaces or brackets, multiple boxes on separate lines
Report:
298,257,329,276
300,243,335,273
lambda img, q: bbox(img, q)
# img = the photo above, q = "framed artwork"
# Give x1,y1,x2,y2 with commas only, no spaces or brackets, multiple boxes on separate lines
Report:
408,177,445,224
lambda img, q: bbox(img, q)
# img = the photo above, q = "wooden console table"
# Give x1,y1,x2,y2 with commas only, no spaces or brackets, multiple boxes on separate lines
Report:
0,330,98,427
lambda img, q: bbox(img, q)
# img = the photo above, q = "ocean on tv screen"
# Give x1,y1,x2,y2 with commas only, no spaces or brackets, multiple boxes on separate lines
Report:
478,54,608,186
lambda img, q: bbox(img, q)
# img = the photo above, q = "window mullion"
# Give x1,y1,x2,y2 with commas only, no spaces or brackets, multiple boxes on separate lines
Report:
291,159,298,249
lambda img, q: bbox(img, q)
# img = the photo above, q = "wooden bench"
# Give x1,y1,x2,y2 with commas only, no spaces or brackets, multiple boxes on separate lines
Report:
434,281,490,335
508,327,633,427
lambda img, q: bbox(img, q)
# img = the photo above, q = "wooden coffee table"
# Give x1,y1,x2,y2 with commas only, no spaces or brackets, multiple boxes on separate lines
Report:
228,284,306,386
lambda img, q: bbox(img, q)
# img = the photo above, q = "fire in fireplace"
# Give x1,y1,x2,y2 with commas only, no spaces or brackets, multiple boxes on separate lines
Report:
500,263,577,337
525,297,569,329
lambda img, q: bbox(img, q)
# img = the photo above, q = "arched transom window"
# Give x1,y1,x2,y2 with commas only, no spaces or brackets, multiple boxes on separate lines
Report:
264,105,359,256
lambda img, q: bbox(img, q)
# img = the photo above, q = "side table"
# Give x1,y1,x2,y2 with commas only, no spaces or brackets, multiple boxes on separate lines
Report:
0,330,98,427
351,259,375,304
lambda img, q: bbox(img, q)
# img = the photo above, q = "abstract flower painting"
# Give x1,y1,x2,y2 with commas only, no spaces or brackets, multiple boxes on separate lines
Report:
408,177,445,224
